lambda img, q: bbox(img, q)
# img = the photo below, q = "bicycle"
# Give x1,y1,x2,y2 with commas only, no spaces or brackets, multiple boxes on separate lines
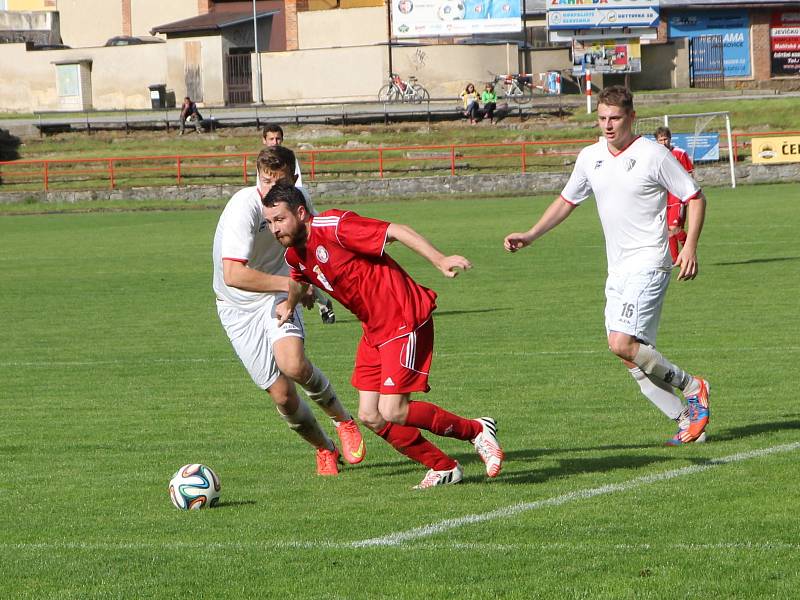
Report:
491,73,533,104
378,73,430,104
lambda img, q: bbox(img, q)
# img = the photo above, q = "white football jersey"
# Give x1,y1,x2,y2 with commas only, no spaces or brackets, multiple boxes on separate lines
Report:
561,136,700,274
212,186,289,309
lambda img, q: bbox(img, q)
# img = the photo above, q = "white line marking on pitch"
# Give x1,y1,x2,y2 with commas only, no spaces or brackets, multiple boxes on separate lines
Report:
350,442,800,548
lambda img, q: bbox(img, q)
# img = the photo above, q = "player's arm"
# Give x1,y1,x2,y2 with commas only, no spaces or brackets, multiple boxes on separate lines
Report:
675,192,706,281
386,223,471,278
504,196,575,252
222,259,290,293
275,279,310,326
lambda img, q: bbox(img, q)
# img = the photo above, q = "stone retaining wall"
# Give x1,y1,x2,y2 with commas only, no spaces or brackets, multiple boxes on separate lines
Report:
1,163,798,205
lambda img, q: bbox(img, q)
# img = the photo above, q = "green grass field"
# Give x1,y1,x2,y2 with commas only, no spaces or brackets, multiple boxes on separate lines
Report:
1,184,799,599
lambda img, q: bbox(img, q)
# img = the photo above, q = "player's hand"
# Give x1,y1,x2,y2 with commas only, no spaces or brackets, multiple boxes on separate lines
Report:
504,233,532,253
675,248,699,280
437,255,472,278
301,288,315,309
275,300,294,326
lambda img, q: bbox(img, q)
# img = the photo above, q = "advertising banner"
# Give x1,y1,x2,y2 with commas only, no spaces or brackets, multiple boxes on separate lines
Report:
770,10,800,75
752,136,800,165
391,0,522,37
572,38,641,75
668,10,751,77
671,133,720,162
548,5,658,31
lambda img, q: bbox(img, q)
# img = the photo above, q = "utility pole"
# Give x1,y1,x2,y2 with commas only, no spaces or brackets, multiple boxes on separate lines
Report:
386,0,394,78
253,0,264,103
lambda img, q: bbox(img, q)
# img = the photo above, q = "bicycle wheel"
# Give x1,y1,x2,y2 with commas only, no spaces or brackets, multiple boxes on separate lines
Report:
411,84,430,104
507,84,527,104
378,84,399,103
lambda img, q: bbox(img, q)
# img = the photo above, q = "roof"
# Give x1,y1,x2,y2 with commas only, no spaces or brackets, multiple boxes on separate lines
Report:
524,0,800,16
151,10,277,35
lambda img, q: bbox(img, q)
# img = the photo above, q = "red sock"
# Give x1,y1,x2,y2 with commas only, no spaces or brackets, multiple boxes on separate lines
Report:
378,423,455,471
404,401,482,441
668,234,680,263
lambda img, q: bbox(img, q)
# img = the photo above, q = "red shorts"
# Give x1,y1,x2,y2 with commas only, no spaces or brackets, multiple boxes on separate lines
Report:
666,197,685,228
351,318,434,394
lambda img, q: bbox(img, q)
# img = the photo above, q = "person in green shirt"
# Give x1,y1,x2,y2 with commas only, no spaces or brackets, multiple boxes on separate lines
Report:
481,82,498,124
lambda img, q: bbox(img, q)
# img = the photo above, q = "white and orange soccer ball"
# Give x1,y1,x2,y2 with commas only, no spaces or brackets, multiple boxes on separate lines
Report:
168,464,221,510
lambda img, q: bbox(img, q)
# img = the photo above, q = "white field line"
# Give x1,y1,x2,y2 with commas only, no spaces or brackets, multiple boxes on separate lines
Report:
2,346,799,368
2,443,798,553
350,441,800,548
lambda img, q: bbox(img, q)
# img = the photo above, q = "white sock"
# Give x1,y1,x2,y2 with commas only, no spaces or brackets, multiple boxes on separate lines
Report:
301,365,351,423
628,367,685,420
277,398,334,451
633,344,693,391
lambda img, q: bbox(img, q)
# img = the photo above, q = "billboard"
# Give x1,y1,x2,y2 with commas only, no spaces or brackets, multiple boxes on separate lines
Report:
752,136,800,165
391,0,522,37
668,10,751,78
771,10,800,75
572,38,641,75
548,2,659,31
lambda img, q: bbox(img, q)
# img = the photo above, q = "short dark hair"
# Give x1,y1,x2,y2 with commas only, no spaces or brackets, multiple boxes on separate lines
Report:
256,145,295,174
597,85,634,113
262,124,284,138
654,126,672,139
263,181,308,210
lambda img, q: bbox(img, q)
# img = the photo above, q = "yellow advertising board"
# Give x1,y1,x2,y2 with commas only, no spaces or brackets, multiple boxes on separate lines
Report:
751,136,800,164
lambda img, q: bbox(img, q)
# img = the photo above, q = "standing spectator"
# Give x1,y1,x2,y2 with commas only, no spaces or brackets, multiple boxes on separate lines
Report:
460,83,481,124
655,126,694,263
481,82,498,124
179,96,203,135
503,86,710,446
261,123,335,324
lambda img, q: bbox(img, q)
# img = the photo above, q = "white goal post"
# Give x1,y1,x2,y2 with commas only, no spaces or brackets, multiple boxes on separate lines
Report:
635,111,736,188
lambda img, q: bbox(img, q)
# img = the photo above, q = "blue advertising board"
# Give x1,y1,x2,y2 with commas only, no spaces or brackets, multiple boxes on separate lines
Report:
646,133,720,162
668,10,751,78
671,133,719,162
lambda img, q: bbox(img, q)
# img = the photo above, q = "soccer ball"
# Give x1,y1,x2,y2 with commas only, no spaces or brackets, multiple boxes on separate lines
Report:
437,0,465,20
168,463,221,510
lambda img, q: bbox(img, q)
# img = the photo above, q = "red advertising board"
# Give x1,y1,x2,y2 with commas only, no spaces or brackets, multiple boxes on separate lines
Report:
771,10,800,74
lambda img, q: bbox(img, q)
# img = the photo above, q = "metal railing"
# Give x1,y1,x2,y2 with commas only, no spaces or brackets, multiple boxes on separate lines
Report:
0,139,594,192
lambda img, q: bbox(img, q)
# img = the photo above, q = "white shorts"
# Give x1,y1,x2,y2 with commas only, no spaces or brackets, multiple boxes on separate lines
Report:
604,269,670,346
217,295,305,390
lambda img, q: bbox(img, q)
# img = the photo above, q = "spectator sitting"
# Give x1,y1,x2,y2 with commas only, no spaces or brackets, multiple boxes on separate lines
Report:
179,96,203,135
460,83,481,125
481,82,498,124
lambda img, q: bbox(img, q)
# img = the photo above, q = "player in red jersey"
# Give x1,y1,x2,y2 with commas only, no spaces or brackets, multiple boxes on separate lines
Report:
655,126,694,263
262,182,505,489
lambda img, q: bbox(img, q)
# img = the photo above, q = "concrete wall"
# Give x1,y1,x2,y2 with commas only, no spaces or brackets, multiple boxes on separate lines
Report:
0,8,59,43
297,6,385,49
164,35,224,106
131,0,197,39
0,42,167,110
57,0,122,47
257,42,514,102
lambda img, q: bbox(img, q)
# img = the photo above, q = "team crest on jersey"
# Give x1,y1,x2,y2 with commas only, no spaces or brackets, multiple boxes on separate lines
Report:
624,158,637,171
315,245,329,263
594,160,604,169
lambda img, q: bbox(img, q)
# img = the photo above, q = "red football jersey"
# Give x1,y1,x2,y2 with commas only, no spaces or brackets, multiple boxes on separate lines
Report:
667,146,694,208
284,209,437,346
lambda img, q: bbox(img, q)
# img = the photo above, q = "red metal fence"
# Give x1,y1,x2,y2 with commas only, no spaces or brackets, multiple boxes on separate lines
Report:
0,139,595,192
